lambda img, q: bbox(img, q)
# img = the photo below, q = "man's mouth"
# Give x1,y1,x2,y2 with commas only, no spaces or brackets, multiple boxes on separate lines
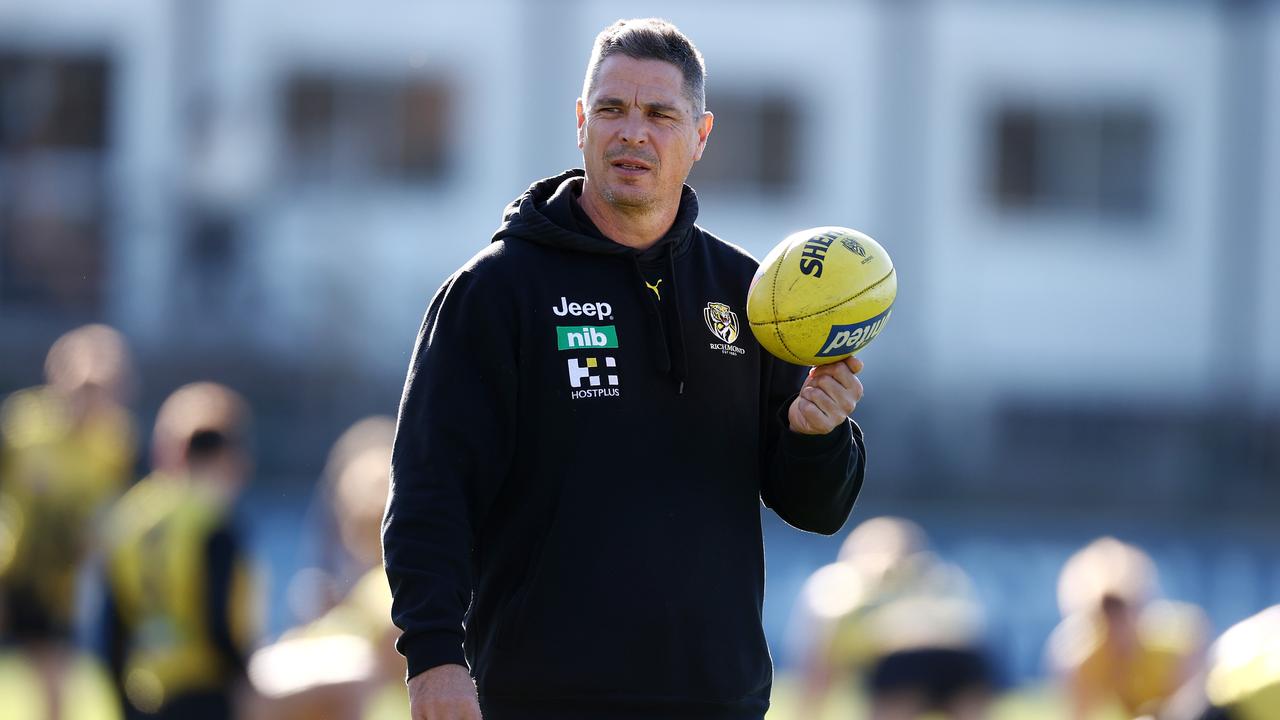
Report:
610,158,653,173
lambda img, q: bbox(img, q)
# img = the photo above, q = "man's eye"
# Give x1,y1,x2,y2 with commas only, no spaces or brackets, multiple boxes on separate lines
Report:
650,112,670,119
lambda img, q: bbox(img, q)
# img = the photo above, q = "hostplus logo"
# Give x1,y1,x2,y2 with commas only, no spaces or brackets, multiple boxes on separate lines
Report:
567,357,620,399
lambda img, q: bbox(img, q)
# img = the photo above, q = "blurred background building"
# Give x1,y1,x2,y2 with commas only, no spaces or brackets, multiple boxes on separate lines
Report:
2,0,1278,691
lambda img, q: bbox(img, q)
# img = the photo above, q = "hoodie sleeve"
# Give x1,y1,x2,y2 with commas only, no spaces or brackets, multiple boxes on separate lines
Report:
382,266,518,679
758,355,865,535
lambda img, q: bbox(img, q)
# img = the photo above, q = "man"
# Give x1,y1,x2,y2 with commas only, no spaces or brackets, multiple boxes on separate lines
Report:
383,18,867,720
100,382,258,720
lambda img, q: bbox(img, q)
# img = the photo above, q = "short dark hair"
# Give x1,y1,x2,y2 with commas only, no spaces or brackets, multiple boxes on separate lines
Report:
582,18,707,116
186,428,232,464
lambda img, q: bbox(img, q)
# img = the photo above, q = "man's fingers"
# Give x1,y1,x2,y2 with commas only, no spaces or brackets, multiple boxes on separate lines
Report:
793,356,866,433
814,371,862,408
796,395,830,431
808,378,859,419
812,358,857,388
830,372,863,406
811,375,850,406
802,384,843,419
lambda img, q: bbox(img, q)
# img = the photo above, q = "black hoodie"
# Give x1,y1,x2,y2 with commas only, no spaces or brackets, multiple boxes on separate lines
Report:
383,170,865,720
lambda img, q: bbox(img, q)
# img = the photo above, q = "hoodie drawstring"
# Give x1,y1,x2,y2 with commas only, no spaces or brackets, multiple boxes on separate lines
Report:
632,247,687,395
666,247,687,395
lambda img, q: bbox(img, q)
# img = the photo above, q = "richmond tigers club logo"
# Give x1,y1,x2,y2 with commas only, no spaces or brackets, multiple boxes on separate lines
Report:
703,302,739,344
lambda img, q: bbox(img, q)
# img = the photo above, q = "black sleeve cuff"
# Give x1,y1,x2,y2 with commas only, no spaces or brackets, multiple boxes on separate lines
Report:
400,630,468,681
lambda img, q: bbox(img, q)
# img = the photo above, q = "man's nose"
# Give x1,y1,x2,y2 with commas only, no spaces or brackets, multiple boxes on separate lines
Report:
619,110,647,144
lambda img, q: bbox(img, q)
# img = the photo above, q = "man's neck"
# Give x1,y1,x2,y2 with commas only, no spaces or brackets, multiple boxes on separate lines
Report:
578,180,679,251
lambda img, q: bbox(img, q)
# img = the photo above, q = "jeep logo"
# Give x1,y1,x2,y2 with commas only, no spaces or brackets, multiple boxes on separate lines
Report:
551,296,613,321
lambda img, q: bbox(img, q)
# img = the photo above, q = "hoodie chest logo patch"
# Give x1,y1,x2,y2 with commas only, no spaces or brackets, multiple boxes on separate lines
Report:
566,356,621,399
705,302,746,357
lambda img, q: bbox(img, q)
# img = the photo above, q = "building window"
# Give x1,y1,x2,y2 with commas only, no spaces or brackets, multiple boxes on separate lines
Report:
0,52,111,312
687,92,798,193
991,102,1156,220
283,71,451,184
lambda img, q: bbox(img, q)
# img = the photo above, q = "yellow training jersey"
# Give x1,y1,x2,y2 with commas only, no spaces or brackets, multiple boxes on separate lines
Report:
1205,605,1280,720
820,553,986,668
104,473,258,713
1049,600,1207,717
0,387,134,631
0,650,122,720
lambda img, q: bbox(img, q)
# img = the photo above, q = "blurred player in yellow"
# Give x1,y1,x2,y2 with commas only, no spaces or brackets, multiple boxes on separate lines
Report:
793,516,996,720
308,415,399,613
99,382,259,720
1197,605,1280,720
1046,537,1208,720
241,416,405,720
1159,604,1280,720
1,324,136,640
0,324,136,719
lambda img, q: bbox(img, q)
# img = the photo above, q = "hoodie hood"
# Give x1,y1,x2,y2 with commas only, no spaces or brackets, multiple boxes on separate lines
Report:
490,169,699,264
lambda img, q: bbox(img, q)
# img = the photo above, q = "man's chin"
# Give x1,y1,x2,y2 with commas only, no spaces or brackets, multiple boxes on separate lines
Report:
601,185,656,211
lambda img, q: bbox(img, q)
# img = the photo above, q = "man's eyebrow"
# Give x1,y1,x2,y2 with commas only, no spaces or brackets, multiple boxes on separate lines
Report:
591,97,686,116
643,101,684,116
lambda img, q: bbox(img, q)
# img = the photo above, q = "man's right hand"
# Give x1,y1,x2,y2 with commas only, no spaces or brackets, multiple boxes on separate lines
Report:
408,664,482,720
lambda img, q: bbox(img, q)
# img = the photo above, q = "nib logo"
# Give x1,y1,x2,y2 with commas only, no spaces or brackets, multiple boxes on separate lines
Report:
557,325,619,351
567,357,620,399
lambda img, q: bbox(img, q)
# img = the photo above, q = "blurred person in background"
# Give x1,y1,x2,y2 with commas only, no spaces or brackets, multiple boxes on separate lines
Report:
0,324,137,638
0,324,136,719
383,17,866,720
792,516,996,720
1161,605,1280,720
242,415,405,720
99,382,259,720
294,415,399,617
1047,536,1208,720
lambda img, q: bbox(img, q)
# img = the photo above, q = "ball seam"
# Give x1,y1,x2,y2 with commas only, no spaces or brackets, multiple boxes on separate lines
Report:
769,243,807,364
767,267,896,325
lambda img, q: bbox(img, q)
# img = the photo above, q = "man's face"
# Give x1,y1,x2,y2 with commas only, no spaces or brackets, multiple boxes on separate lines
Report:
577,55,713,213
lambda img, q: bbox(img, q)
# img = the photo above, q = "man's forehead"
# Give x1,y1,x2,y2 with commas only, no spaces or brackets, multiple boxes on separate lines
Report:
589,56,688,106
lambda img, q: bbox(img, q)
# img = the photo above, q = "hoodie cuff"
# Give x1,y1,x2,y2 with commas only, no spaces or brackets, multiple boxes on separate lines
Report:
778,392,857,458
400,630,468,681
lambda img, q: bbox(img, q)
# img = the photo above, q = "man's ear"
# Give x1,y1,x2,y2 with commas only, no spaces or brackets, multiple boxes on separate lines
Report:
576,98,587,149
693,111,714,161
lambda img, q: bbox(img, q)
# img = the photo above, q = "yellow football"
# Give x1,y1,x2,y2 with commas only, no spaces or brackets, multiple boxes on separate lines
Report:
747,226,896,365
